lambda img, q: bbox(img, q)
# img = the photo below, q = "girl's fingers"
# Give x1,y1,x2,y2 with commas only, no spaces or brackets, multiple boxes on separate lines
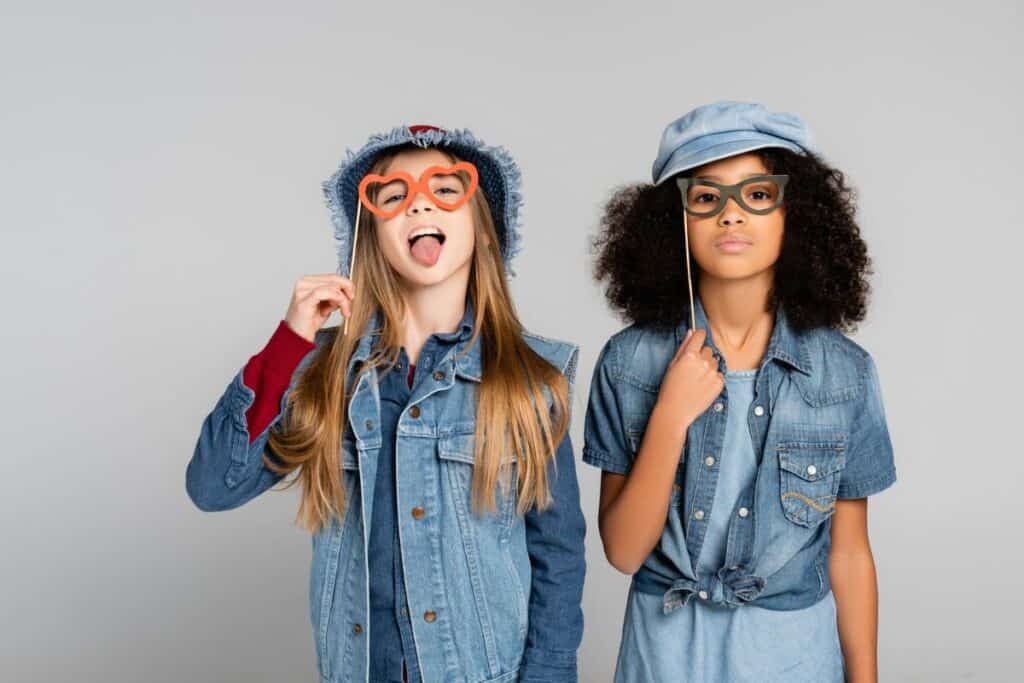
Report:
304,286,349,308
675,328,705,360
296,275,355,298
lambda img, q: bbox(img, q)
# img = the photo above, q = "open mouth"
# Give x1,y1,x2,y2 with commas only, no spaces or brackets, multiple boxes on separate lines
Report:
408,226,446,266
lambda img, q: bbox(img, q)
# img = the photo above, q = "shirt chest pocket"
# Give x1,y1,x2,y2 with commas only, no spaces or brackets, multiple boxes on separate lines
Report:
776,430,847,527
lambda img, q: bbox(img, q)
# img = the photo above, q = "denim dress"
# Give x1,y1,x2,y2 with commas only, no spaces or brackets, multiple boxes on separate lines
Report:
612,369,844,682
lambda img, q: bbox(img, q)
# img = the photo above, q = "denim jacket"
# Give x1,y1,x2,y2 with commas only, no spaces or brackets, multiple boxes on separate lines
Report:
582,295,896,613
187,312,585,682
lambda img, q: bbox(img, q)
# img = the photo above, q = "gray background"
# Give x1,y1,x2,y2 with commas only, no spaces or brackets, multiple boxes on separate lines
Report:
2,1,1020,680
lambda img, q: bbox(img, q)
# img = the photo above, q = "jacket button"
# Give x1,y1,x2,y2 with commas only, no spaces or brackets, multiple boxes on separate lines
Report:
423,610,437,623
704,456,715,467
738,507,750,518
694,509,705,520
806,465,817,476
433,370,444,381
713,402,724,412
409,405,421,418
753,405,765,416
353,623,362,634
411,506,425,520
364,419,374,431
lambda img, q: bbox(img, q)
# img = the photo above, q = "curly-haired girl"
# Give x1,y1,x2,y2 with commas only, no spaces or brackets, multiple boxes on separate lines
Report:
584,101,896,682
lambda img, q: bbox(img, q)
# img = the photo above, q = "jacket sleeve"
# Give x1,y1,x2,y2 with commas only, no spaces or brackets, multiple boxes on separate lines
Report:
519,431,587,682
185,321,317,512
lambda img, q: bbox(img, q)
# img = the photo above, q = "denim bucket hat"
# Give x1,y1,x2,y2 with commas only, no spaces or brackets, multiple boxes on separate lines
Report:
651,101,818,185
322,124,524,277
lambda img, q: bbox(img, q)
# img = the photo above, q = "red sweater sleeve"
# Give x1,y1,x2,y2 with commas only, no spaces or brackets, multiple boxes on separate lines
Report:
242,320,317,444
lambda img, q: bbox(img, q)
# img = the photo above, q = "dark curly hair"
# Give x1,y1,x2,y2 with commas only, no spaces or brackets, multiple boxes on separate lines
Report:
592,148,872,333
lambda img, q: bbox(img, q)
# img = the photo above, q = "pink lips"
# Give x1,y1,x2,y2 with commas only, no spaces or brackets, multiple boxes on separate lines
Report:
715,238,753,253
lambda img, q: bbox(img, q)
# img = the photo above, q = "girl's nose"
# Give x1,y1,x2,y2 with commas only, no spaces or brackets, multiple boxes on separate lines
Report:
718,199,746,226
407,191,434,214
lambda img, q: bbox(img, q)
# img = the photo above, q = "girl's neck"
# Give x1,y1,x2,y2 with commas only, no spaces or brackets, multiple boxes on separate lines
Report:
400,269,470,366
698,270,775,371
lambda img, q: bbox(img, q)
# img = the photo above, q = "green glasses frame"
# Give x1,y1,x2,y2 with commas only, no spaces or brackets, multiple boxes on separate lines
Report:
674,174,789,217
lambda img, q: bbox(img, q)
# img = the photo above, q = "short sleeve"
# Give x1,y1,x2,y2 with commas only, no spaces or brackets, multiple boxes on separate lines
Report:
581,339,632,475
837,354,897,499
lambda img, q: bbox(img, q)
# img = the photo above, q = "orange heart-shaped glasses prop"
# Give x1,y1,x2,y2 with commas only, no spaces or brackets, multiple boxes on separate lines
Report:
357,162,479,219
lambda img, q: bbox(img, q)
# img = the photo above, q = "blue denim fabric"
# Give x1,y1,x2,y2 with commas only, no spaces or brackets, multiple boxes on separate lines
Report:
187,301,586,682
369,320,471,683
582,294,896,615
610,369,844,681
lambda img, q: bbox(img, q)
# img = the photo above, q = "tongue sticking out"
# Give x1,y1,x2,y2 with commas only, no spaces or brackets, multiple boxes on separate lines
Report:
410,235,443,267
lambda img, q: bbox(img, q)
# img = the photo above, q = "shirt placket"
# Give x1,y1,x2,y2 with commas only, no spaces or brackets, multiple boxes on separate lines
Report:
721,363,773,573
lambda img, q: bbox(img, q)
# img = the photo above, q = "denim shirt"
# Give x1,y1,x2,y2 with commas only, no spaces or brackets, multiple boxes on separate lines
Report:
582,295,896,614
187,303,586,683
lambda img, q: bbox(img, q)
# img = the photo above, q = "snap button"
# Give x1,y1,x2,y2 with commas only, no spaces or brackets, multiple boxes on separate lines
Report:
713,402,724,412
363,419,374,431
738,507,749,518
806,464,817,476
411,506,425,520
753,405,764,416
694,509,705,520
353,623,362,634
409,405,421,418
433,370,444,381
698,590,709,600
423,610,437,623
705,456,715,467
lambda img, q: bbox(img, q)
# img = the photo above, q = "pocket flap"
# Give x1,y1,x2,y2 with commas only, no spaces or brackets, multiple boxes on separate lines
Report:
778,447,845,482
438,433,476,465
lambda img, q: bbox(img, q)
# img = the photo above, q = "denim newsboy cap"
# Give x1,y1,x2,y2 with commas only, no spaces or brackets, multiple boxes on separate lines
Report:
652,101,818,185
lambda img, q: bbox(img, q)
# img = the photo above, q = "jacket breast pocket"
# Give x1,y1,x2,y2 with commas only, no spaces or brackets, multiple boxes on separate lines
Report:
776,431,847,527
437,432,517,529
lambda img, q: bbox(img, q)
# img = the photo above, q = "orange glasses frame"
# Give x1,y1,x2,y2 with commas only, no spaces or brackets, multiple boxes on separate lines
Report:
357,162,480,219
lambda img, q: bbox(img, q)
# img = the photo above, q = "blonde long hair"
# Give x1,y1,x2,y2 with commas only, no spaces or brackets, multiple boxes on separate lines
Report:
265,147,570,533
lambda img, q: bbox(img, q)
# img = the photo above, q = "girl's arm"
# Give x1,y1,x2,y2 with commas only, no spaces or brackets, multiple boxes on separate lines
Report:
185,321,315,512
597,406,690,574
830,498,879,683
595,329,723,574
186,275,351,512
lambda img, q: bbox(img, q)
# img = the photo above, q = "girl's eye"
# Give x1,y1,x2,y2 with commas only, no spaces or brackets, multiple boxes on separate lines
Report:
381,192,405,205
749,190,771,200
435,186,458,195
695,193,717,203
